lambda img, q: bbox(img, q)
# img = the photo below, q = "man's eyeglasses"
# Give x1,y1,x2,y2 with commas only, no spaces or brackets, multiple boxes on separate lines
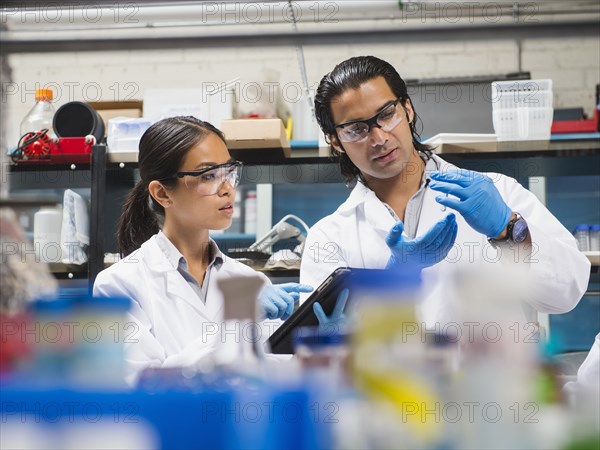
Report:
165,161,243,196
335,98,404,143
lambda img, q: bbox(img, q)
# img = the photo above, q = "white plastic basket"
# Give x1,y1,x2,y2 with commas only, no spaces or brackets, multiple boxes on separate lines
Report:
491,79,553,141
493,107,554,141
493,90,553,110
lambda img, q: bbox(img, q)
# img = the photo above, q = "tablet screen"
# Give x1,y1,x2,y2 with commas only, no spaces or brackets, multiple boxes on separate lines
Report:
266,267,368,354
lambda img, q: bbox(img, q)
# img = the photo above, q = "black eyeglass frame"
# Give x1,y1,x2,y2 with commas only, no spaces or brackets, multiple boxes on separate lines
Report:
333,97,403,137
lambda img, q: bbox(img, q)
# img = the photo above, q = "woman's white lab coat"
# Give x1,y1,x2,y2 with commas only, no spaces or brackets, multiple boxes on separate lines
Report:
300,155,590,327
93,234,271,385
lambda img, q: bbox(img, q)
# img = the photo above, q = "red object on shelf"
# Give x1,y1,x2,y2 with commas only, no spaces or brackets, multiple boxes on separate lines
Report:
20,131,54,159
14,136,95,165
551,108,600,134
0,314,33,374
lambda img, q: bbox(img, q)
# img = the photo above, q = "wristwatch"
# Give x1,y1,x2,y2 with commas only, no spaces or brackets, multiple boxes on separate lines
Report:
490,213,529,244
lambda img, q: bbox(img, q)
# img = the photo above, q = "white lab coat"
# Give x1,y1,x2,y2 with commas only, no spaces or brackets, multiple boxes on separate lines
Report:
300,155,590,327
93,234,272,385
576,333,600,389
563,333,600,399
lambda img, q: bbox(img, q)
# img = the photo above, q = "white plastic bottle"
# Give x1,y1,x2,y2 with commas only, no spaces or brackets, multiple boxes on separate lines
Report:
33,206,62,263
244,190,257,235
20,88,56,138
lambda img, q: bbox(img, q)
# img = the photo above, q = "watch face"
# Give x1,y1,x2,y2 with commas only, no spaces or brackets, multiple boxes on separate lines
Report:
512,218,529,243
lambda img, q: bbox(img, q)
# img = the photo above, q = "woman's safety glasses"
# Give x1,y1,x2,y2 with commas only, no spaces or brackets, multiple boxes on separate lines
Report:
335,98,403,144
172,161,242,196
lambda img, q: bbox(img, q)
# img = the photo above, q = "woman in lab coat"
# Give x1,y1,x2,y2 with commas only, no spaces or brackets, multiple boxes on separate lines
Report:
93,116,312,385
300,56,590,328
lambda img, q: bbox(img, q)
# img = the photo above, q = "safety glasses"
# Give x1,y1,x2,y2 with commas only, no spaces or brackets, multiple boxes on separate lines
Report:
335,98,404,143
170,161,243,196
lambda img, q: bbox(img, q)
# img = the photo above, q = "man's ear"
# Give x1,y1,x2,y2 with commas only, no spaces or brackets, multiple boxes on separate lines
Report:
148,180,173,208
328,134,345,154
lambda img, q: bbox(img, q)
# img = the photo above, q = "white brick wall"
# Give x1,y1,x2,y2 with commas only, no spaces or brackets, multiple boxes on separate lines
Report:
521,38,600,115
5,35,599,147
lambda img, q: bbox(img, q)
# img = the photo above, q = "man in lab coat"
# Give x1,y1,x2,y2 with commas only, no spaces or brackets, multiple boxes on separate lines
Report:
300,56,590,328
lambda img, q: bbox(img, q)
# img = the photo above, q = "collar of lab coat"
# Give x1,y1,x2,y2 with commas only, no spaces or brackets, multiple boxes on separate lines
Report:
140,235,223,321
154,230,223,273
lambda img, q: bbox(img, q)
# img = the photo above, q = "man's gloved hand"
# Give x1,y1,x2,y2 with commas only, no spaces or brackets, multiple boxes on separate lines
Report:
313,288,349,327
385,214,457,271
260,283,313,320
429,170,512,238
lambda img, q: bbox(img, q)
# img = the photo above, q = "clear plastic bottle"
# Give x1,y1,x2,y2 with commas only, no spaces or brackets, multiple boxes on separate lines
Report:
228,190,242,234
574,224,590,252
589,225,600,252
244,190,257,235
293,326,350,390
19,88,55,138
72,295,131,388
350,270,441,447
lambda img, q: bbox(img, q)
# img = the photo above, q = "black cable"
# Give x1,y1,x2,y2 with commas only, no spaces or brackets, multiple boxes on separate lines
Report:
11,128,49,162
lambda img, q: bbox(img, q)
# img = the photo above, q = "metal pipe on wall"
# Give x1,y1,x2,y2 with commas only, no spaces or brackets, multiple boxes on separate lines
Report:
1,1,599,30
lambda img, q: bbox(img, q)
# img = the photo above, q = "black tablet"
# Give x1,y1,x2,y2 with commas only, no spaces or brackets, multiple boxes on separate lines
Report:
267,267,374,354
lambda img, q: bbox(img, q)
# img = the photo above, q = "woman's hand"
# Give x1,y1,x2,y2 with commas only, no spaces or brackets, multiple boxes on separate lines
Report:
259,283,313,320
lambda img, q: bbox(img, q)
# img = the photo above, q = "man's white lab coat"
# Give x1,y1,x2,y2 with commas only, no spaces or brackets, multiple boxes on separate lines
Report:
300,155,590,327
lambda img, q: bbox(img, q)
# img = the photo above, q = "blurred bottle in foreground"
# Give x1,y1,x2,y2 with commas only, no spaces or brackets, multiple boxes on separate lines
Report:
26,295,131,388
349,269,447,448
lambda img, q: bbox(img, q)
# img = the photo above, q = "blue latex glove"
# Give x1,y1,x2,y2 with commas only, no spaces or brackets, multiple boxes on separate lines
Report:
260,283,313,320
385,214,457,271
313,288,349,327
429,170,512,238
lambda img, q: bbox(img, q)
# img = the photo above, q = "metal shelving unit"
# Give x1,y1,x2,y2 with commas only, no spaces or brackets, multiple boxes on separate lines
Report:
106,139,600,184
4,1,599,288
8,139,599,287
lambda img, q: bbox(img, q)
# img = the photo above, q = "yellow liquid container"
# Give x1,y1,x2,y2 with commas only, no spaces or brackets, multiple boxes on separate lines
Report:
350,270,444,447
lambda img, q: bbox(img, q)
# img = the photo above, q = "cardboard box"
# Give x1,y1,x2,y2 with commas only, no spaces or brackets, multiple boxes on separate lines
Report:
88,101,143,137
220,119,291,161
424,133,498,154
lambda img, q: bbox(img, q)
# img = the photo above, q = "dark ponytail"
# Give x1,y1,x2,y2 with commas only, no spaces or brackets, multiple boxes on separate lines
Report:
117,181,159,257
117,116,226,257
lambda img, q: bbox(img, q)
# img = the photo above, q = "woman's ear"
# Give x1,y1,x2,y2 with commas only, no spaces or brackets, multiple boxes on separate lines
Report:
148,180,172,208
404,99,415,124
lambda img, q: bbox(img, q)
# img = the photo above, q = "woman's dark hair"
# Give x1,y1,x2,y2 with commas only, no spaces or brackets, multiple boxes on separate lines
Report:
314,55,433,184
118,116,225,257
